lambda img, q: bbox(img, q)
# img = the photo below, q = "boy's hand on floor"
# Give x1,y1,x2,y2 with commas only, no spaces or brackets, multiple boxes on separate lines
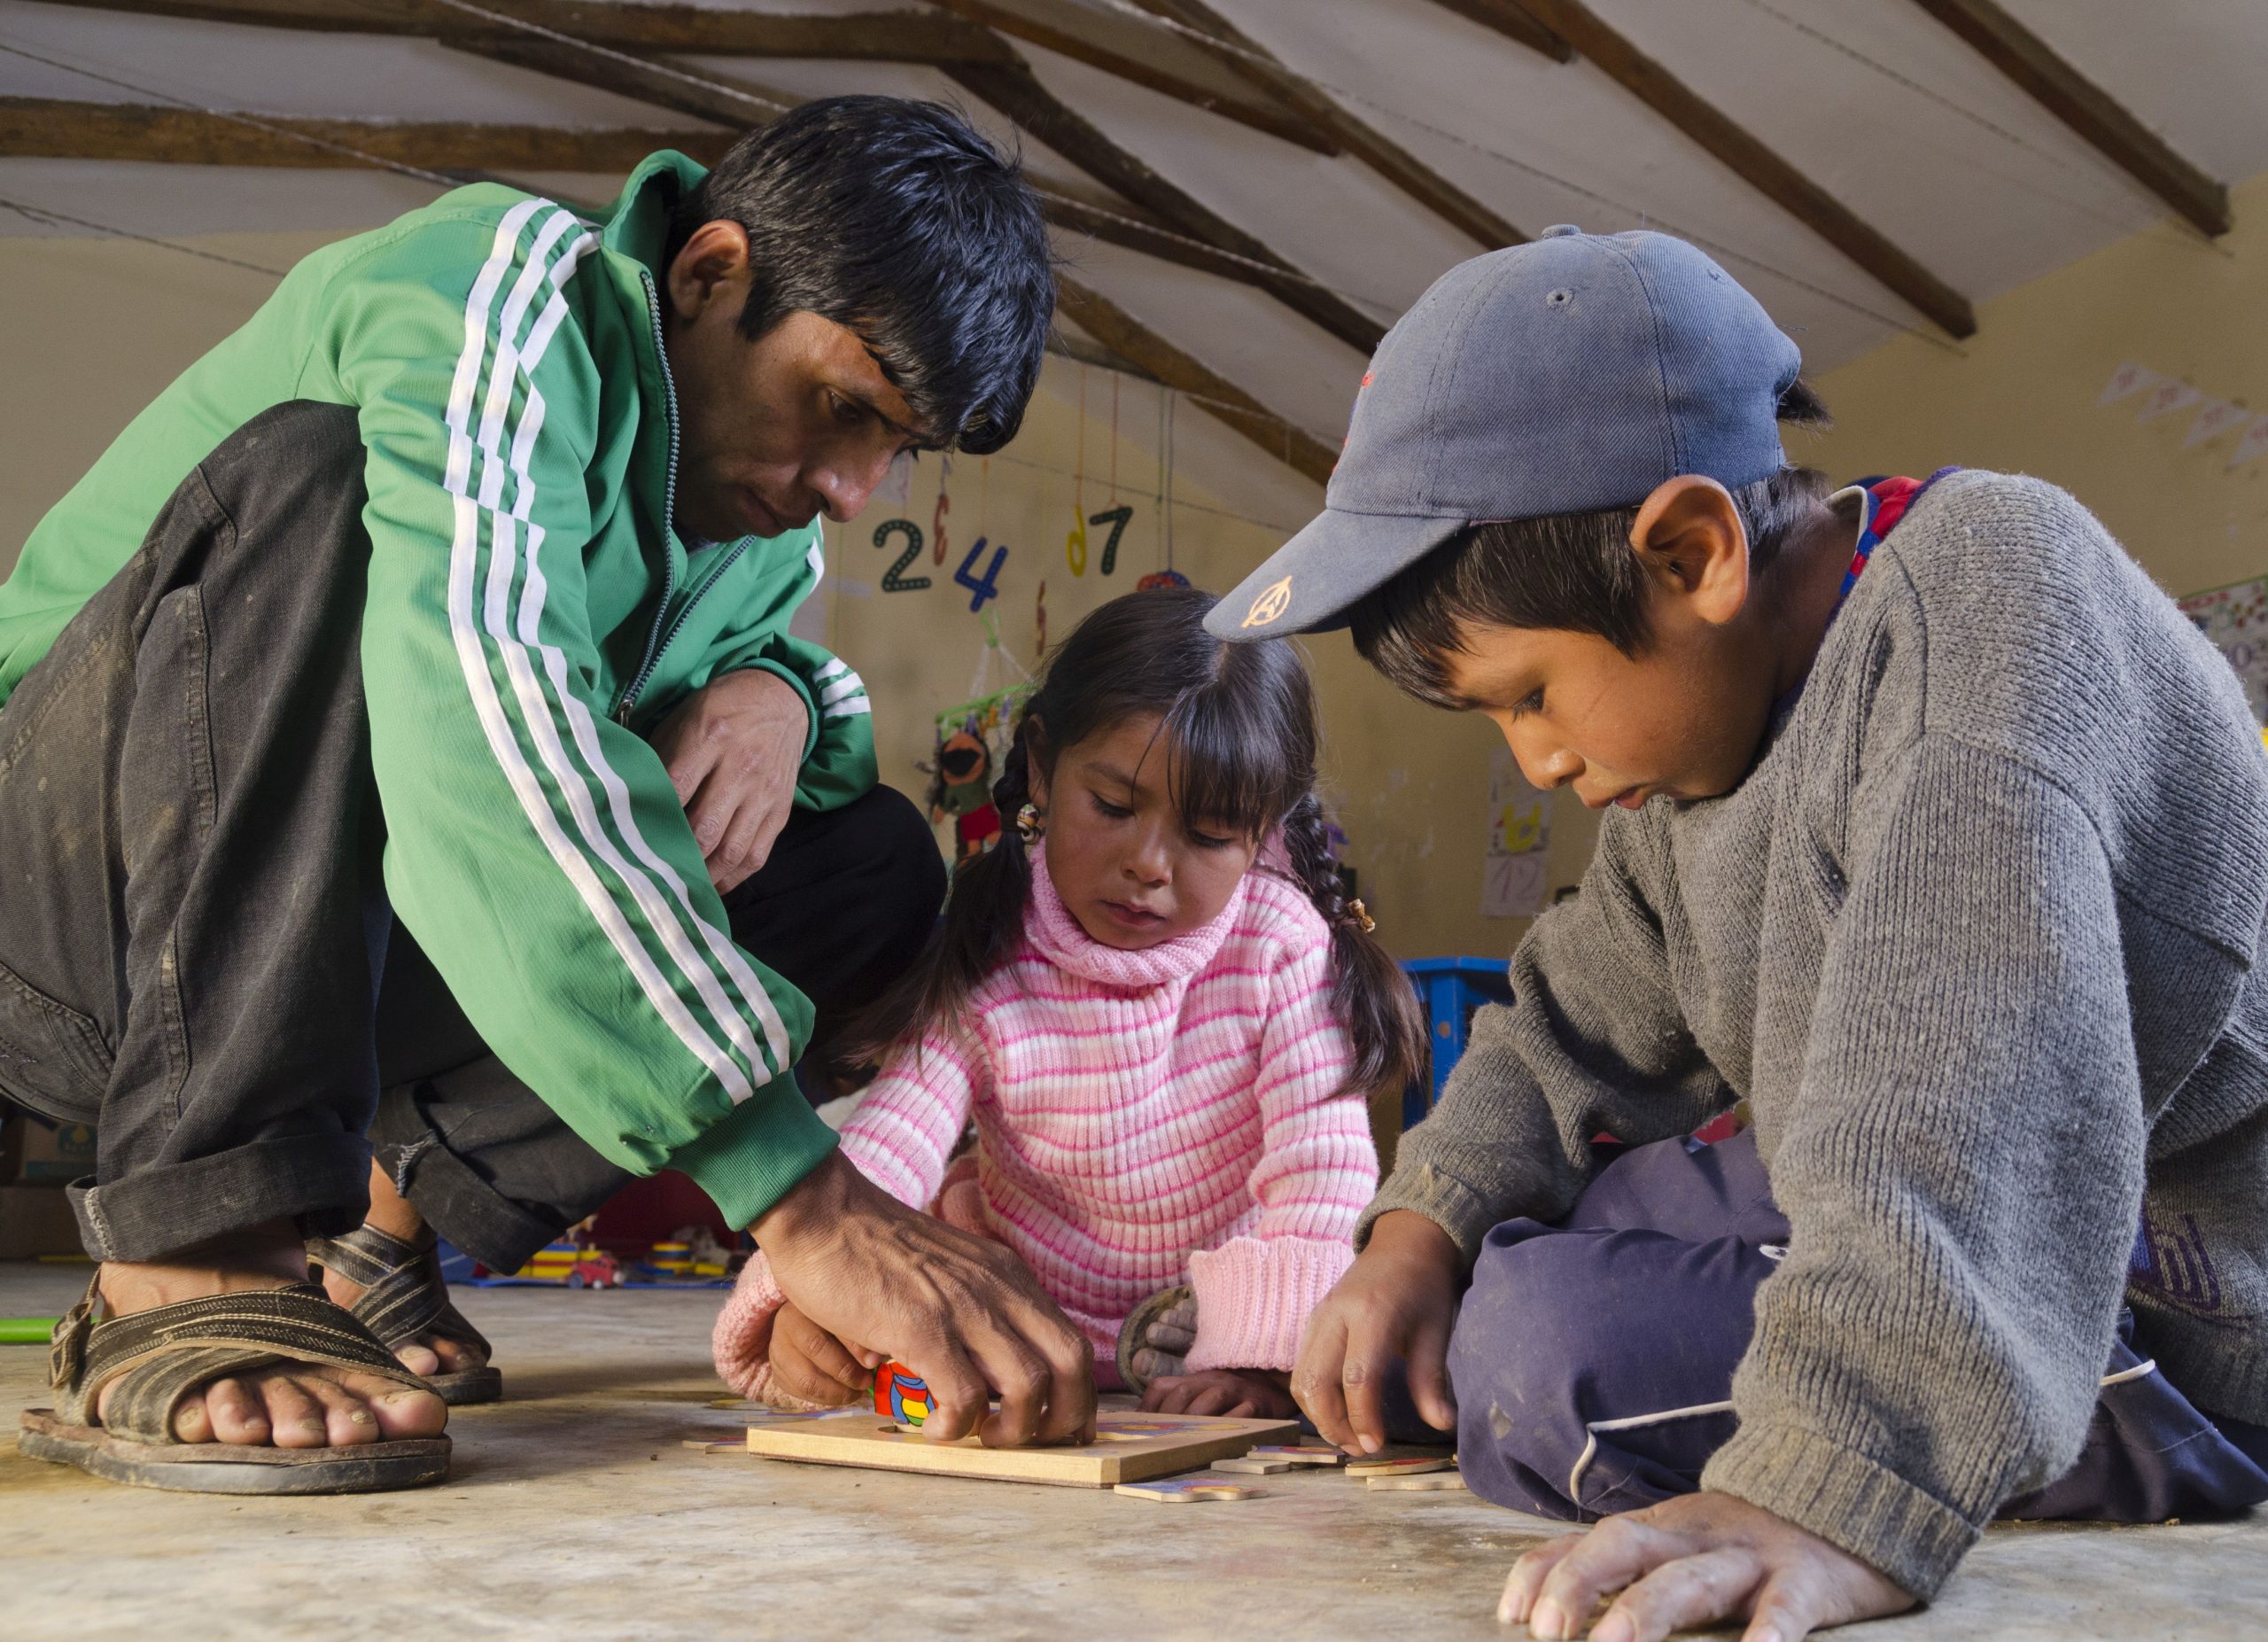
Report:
766,1301,872,1407
1138,1368,1299,1420
753,1151,1097,1448
1501,1491,1915,1642
1292,1209,1461,1453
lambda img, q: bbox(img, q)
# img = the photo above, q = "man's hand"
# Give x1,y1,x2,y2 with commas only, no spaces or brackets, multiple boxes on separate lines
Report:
1292,1209,1461,1453
753,1151,1096,1447
651,669,808,891
767,1300,874,1407
1139,1368,1299,1420
1502,1492,1915,1642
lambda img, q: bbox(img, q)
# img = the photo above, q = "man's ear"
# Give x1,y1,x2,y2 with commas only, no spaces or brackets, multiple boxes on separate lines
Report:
1627,475,1751,627
666,221,753,326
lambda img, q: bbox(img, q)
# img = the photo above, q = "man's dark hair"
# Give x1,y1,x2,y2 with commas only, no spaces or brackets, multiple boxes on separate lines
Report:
670,96,1055,455
1349,380,1834,708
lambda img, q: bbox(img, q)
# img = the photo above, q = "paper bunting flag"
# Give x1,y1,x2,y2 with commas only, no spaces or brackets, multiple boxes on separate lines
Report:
2185,400,2253,448
2098,362,2162,407
2230,417,2268,471
2137,378,2204,423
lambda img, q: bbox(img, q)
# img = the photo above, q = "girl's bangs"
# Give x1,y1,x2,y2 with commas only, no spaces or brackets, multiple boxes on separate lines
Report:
1158,684,1301,839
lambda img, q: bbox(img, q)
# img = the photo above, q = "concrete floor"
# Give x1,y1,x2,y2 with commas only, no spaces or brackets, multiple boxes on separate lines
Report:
3,1261,2264,1642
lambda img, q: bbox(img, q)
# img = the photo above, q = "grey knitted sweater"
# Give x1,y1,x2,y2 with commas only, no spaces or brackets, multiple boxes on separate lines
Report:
1363,471,2268,1598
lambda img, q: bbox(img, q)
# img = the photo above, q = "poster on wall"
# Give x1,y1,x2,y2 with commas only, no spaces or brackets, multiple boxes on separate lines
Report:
1480,746,1550,920
2179,574,2268,734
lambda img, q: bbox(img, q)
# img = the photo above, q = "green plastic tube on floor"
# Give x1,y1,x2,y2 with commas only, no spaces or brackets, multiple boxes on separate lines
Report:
0,1317,58,1343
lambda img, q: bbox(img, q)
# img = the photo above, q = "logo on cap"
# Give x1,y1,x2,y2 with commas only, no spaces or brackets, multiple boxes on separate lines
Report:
1241,577,1293,629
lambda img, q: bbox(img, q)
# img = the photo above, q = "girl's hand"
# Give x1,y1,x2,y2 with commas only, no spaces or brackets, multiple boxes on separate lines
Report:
1292,1209,1461,1452
1138,1368,1300,1420
767,1300,876,1407
1502,1492,1915,1642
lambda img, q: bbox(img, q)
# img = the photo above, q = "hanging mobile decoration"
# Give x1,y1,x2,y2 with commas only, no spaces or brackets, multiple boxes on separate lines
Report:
1090,371,1131,577
1066,364,1089,576
931,455,951,566
920,615,1036,862
1136,387,1186,591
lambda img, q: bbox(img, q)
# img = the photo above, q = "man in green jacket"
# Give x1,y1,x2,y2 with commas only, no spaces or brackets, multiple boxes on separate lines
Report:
0,97,1093,1492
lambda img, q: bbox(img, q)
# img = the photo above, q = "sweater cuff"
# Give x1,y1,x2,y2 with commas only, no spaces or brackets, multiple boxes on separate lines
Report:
1701,1419,1979,1601
1184,1235,1353,1373
1354,1161,1508,1270
708,1251,835,1410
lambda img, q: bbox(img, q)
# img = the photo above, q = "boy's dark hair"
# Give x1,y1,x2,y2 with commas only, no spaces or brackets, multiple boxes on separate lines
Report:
1349,380,1834,708
670,96,1054,455
855,587,1427,1101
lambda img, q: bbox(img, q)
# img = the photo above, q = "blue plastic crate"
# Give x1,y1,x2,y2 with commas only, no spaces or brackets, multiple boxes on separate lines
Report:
1402,957,1512,1129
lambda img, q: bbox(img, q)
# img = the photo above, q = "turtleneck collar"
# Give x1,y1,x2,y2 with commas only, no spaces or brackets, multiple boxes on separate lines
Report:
1022,843,1247,991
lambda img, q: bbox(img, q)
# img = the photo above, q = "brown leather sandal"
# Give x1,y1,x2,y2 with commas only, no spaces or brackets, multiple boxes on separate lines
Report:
18,1277,451,1495
307,1224,502,1405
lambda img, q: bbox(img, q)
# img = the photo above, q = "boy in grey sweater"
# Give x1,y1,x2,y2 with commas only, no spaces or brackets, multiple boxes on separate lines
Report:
1204,229,2268,1641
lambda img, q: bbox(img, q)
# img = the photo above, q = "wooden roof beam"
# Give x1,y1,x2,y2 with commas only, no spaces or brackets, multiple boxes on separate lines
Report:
76,0,1329,154
1126,0,1525,251
1418,0,1573,63
4,95,1324,487
1449,0,1977,339
0,93,725,175
1907,0,2229,237
443,37,1300,291
946,58,1385,355
63,0,1385,353
1054,275,1335,486
921,0,1332,153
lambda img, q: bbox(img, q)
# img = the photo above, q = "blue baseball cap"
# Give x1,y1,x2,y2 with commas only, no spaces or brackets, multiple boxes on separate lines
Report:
1207,226,1805,641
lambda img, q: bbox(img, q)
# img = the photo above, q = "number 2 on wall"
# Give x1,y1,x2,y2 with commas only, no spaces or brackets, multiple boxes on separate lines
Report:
872,519,931,592
955,537,1007,612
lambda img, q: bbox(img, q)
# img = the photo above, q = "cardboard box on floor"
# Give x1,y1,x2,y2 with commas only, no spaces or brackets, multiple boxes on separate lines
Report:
0,1112,96,1187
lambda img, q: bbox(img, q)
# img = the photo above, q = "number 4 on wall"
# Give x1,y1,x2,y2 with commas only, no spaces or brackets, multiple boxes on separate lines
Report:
955,537,1007,612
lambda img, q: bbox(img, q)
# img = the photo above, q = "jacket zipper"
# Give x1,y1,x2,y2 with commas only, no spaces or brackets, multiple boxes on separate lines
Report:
613,268,687,727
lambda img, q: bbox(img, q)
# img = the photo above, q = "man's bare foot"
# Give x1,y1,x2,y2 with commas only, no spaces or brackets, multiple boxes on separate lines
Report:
94,1218,447,1448
313,1163,483,1378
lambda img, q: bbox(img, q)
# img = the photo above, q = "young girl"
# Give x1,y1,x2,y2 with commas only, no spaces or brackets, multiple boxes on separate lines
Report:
712,587,1425,1418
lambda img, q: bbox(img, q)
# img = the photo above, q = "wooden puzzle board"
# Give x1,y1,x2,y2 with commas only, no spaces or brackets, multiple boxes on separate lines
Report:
742,1410,1301,1488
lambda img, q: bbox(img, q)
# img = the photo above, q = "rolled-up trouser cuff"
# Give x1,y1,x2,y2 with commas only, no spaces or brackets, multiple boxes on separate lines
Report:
371,1124,564,1275
67,1132,371,1262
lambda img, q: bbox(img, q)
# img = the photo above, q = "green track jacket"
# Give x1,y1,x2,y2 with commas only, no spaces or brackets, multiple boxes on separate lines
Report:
0,153,871,1226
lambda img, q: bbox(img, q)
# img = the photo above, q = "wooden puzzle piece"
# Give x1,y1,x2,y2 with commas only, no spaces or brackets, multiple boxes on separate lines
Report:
874,1362,932,1428
1211,1456,1293,1475
1367,1472,1467,1491
1251,1445,1347,1466
1345,1455,1455,1477
742,1410,1299,1487
1113,1479,1261,1504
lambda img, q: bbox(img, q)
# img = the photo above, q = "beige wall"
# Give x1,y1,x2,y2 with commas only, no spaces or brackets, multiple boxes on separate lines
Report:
1806,169,2268,605
0,229,349,574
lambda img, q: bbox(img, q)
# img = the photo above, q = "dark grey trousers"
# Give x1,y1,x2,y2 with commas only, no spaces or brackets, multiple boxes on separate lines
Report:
0,400,943,1268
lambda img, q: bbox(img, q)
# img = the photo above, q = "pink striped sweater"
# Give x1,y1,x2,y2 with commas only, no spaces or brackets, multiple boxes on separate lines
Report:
712,846,1379,1400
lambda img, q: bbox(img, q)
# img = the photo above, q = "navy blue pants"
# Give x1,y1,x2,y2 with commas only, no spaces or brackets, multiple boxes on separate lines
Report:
1448,1128,2268,1525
